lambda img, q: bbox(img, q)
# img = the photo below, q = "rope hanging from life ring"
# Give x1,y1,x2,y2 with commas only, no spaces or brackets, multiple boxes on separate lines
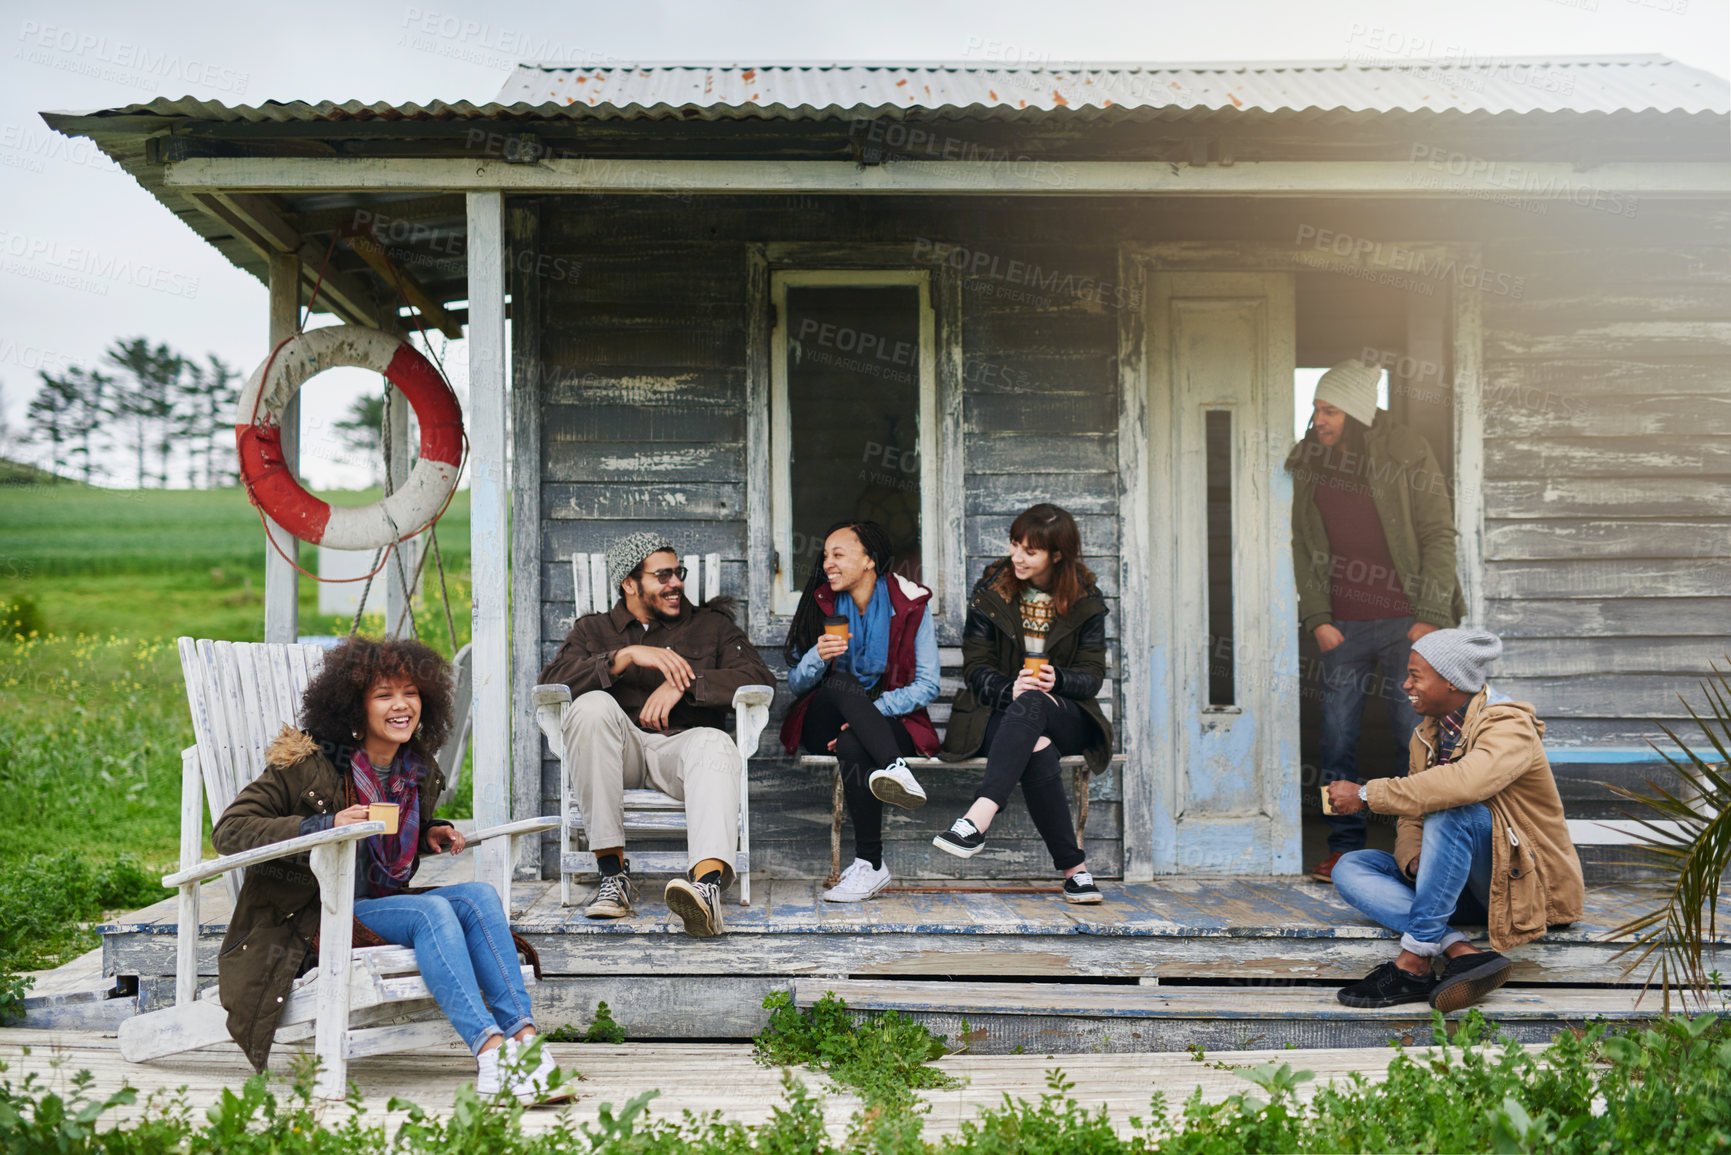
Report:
235,324,465,551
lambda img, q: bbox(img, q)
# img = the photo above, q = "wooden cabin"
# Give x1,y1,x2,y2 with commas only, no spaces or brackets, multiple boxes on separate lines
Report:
47,56,1731,1044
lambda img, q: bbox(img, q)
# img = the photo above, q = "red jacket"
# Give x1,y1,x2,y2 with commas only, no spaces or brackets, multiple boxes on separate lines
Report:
779,574,939,756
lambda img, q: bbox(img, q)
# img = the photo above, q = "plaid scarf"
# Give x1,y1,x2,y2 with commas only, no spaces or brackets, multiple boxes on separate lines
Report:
1434,706,1469,767
349,748,423,898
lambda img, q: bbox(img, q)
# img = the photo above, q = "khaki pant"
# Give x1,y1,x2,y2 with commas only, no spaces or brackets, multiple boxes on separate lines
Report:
560,691,740,888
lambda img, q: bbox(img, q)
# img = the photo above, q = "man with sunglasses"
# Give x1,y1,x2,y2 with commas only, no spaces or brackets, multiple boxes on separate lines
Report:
541,532,773,937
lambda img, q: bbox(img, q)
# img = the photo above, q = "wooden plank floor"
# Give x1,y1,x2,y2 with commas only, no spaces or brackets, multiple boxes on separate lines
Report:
0,1027,1508,1140
100,873,1715,946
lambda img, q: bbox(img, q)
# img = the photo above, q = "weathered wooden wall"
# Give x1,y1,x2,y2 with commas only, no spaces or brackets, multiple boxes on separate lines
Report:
520,189,1730,882
1478,216,1731,746
526,196,1125,880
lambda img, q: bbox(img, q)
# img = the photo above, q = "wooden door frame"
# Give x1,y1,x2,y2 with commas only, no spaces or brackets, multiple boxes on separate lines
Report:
1115,240,1487,879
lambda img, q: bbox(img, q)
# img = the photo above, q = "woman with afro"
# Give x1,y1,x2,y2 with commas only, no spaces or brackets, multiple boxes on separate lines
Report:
211,635,569,1104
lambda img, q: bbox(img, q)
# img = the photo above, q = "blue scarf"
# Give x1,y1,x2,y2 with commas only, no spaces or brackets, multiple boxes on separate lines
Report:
838,577,893,691
349,748,424,898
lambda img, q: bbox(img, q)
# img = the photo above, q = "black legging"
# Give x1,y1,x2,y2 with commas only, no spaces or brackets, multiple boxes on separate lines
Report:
798,671,918,869
978,691,1096,872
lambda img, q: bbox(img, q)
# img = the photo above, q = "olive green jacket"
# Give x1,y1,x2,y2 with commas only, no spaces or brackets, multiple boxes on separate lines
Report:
210,727,449,1071
938,560,1114,772
1285,414,1465,633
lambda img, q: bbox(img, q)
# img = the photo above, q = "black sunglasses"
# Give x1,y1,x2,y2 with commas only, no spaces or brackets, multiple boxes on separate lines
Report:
645,565,688,583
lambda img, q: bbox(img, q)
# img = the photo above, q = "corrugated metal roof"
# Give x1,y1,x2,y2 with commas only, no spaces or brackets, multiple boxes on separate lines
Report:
493,56,1728,117
50,55,1727,125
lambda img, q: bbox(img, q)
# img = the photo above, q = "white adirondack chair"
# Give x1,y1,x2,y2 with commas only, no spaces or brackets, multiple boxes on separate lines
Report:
533,552,774,907
117,638,557,1099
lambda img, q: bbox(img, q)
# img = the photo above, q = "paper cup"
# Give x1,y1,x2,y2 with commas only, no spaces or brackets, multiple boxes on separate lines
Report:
368,802,400,835
822,615,850,642
1319,786,1336,816
1023,655,1049,675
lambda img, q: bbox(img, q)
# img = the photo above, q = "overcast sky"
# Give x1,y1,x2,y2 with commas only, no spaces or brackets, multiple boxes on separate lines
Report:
2,0,1725,487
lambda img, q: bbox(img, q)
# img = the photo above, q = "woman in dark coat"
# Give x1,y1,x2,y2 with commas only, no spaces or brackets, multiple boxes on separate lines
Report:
934,504,1113,902
212,636,568,1103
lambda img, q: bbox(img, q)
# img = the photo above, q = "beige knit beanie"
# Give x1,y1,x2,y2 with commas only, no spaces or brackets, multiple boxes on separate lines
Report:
1313,360,1382,427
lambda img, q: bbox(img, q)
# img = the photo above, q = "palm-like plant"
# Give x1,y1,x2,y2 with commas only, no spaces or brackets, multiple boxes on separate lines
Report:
1608,662,1731,1010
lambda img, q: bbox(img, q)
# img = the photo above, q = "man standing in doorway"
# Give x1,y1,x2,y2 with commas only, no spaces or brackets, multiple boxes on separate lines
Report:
1286,360,1465,883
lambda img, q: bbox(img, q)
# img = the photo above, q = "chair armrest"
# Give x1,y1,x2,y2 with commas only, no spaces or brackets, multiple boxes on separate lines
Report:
162,822,386,888
732,684,774,709
468,816,560,845
533,683,573,710
731,684,774,761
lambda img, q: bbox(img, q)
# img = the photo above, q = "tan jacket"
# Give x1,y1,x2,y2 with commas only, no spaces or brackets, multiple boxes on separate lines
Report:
1366,687,1585,951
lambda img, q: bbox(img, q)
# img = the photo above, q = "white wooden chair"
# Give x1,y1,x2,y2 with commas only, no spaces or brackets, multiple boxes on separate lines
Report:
117,638,557,1099
533,552,774,907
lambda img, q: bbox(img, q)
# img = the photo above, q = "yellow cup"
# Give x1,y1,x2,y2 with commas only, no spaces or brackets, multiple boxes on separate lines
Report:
1023,655,1049,676
1319,786,1337,816
368,802,400,835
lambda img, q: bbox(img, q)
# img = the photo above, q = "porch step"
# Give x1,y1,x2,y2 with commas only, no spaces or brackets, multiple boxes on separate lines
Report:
791,978,1662,1053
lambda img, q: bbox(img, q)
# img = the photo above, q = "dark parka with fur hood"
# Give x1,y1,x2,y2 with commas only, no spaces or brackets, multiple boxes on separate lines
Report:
938,559,1114,772
210,726,451,1071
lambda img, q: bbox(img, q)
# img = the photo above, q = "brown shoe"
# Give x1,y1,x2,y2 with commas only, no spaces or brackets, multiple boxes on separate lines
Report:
1310,852,1344,883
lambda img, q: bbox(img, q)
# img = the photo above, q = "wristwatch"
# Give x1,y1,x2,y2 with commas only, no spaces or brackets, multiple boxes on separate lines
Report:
1357,784,1369,804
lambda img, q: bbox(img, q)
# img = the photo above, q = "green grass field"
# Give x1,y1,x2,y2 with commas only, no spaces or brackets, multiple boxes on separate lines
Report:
0,484,474,965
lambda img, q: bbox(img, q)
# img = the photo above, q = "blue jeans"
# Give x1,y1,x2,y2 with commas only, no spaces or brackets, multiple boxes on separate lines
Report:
1318,616,1422,853
354,881,534,1055
1332,802,1493,956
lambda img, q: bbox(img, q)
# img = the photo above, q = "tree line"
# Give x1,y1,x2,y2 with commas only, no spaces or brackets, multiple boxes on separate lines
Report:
20,338,240,488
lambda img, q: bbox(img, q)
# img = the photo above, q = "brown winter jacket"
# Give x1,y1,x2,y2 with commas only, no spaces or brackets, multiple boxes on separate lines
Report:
210,727,450,1071
1366,687,1585,952
539,596,773,734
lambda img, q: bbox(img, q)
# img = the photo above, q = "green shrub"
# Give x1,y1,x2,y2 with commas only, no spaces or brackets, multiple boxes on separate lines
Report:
0,596,44,638
0,850,169,972
753,990,960,1111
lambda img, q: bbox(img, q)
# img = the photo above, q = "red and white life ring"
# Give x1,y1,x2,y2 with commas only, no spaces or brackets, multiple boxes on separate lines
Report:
236,325,464,550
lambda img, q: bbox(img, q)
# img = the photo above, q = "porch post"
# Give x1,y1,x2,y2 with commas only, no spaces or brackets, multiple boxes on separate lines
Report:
467,191,512,903
264,252,300,644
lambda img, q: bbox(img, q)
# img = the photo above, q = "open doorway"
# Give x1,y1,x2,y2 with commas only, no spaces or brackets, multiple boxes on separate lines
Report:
1293,270,1456,873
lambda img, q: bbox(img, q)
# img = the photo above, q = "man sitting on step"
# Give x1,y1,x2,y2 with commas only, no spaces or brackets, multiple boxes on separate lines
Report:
540,532,773,938
1326,628,1584,1013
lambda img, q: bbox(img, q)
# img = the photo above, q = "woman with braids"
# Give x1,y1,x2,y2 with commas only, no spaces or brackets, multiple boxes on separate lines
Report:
933,503,1113,904
211,636,570,1104
778,520,940,902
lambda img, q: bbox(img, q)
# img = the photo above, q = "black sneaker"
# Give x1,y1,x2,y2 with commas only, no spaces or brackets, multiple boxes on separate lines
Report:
1336,961,1437,1008
1430,950,1514,1012
932,817,986,858
1062,871,1103,904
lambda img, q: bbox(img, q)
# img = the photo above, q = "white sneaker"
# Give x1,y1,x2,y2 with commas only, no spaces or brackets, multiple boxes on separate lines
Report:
504,1035,576,1105
476,1044,504,1097
822,857,892,903
868,759,927,809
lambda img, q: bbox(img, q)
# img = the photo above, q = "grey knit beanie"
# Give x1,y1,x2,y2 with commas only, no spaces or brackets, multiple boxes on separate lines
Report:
606,531,675,596
1412,628,1503,693
1313,360,1382,427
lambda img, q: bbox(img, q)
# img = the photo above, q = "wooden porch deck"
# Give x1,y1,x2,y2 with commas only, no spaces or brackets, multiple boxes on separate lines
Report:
90,858,1727,1049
